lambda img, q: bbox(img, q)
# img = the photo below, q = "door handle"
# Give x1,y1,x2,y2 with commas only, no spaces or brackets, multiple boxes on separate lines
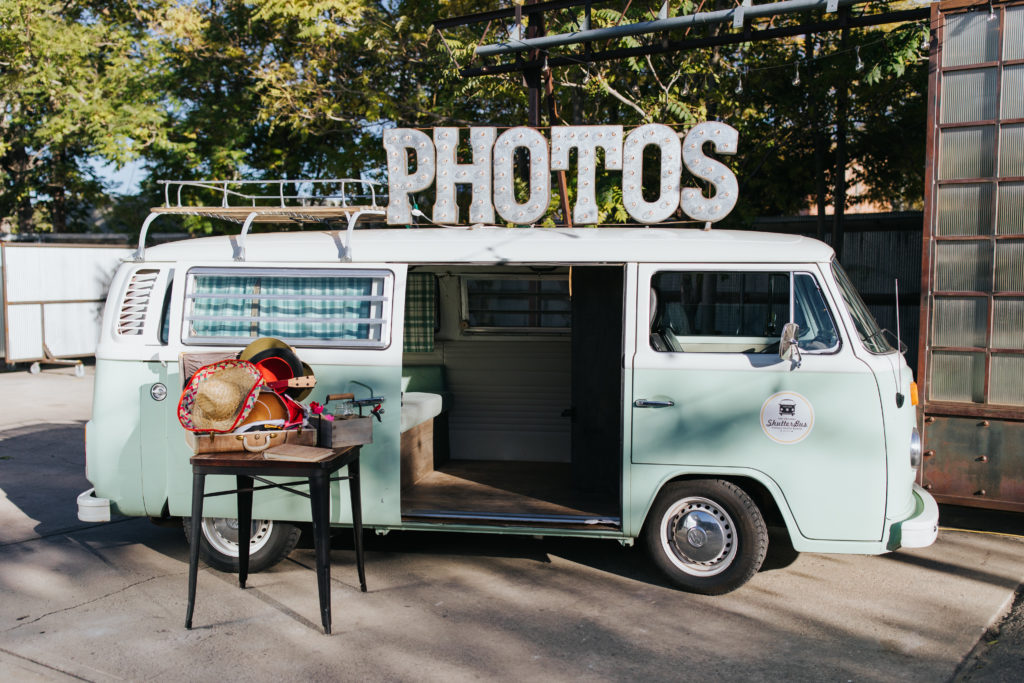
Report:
634,399,675,408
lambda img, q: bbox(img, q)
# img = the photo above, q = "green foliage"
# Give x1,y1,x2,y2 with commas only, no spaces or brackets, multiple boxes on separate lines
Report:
0,0,929,234
0,0,172,232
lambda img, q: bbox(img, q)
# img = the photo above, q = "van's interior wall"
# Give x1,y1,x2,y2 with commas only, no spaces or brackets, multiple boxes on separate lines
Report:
403,267,572,463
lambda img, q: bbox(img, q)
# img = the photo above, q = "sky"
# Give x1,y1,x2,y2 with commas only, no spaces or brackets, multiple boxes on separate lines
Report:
88,158,145,196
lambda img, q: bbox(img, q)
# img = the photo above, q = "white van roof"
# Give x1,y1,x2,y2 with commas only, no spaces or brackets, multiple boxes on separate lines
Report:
142,227,834,264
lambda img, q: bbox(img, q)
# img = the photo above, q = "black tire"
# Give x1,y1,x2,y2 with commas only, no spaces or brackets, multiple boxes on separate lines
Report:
643,479,768,595
182,517,301,573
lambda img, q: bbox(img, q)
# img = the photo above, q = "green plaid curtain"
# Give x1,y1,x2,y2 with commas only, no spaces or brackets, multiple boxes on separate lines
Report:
189,273,381,342
190,275,258,338
403,272,435,353
260,276,374,340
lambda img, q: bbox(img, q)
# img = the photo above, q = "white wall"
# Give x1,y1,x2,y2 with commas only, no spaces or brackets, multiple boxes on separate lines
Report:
1,244,131,362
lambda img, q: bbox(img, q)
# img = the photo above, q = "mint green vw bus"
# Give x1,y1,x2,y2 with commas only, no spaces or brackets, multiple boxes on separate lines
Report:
79,205,938,594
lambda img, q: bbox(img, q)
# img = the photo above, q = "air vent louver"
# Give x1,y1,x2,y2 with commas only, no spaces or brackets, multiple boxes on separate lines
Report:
117,269,159,336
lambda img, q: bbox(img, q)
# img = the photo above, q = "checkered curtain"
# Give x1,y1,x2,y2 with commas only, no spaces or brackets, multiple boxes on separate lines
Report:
403,272,435,353
190,275,257,338
260,276,374,340
189,274,378,342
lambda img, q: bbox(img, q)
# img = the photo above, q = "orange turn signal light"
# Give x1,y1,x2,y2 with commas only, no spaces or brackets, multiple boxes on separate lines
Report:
910,381,919,406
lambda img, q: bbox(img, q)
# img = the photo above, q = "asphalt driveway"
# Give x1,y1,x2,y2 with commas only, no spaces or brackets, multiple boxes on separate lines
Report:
1,366,1022,681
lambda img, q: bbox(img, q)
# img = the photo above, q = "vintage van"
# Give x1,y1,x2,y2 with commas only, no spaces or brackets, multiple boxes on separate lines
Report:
79,210,939,595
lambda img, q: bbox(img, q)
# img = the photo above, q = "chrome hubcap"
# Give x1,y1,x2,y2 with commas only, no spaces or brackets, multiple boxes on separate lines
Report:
661,496,737,577
201,518,274,558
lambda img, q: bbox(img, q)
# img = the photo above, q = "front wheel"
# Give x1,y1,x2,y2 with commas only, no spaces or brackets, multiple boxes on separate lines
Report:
643,479,768,595
183,517,301,573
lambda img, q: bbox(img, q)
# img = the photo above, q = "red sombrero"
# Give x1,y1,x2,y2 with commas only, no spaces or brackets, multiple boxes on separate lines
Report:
239,337,314,401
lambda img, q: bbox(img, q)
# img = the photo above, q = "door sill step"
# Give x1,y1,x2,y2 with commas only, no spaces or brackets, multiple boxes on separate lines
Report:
403,509,621,529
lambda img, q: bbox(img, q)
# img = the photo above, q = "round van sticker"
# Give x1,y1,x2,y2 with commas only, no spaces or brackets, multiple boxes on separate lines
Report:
760,392,814,444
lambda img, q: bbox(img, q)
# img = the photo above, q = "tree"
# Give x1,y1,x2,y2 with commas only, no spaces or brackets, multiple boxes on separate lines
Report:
0,1,171,232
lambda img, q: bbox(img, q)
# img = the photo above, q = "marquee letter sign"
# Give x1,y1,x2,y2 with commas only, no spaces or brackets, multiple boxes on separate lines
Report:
384,122,739,226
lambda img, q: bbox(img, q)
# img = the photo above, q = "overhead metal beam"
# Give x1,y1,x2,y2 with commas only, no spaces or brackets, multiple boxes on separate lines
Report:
460,7,928,77
472,0,882,58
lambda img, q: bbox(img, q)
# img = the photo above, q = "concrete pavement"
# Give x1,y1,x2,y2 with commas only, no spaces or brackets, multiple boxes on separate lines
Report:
1,365,1023,681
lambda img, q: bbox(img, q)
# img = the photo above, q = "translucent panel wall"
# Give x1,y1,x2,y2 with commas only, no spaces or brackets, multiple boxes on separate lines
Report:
943,11,1000,66
933,297,988,347
930,351,986,402
1000,125,1024,178
935,241,993,291
995,242,1024,291
938,184,993,235
939,127,996,179
1005,6,1024,60
942,68,999,123
992,298,1024,349
990,355,1024,406
1002,66,1024,120
929,5,1024,411
998,183,1024,235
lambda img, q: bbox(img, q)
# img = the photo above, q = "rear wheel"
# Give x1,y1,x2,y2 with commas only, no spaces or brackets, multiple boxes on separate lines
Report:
643,479,768,595
183,517,301,573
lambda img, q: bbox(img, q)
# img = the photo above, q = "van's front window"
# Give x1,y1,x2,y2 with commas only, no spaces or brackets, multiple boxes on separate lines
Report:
831,260,893,354
184,267,392,348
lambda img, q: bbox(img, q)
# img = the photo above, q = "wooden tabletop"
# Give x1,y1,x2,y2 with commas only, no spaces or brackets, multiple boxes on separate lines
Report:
190,445,358,472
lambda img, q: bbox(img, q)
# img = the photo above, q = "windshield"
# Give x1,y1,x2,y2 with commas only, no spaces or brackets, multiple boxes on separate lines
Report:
830,260,894,354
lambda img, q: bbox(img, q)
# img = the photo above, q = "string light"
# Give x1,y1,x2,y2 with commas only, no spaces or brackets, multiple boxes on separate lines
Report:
737,71,744,94
855,45,863,71
792,61,801,86
988,0,997,21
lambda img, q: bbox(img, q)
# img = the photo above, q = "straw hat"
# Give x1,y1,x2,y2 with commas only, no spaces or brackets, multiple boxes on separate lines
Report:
178,360,262,433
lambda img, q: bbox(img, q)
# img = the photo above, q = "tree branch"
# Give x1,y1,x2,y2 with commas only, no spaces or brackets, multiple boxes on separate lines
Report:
593,74,649,121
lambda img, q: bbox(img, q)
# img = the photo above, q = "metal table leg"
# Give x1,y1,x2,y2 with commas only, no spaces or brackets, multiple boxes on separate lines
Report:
185,472,206,630
349,458,367,593
236,475,254,589
308,470,332,634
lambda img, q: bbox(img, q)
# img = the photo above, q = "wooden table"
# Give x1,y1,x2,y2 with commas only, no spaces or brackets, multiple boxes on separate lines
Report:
185,446,365,634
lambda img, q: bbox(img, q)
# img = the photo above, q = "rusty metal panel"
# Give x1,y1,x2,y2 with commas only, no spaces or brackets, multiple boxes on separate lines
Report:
921,415,1024,511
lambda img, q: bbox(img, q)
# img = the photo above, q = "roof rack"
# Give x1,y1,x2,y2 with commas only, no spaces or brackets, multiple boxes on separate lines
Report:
135,179,387,263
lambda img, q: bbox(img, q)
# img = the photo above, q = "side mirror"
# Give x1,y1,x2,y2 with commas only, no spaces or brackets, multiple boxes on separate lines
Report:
779,322,802,366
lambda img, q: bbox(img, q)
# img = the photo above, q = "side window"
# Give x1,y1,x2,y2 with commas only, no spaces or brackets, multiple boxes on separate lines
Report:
461,276,570,333
650,271,838,353
793,273,840,352
183,267,393,348
159,279,173,345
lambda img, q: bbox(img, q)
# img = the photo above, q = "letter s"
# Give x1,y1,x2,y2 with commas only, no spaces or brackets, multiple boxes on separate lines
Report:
681,122,739,223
